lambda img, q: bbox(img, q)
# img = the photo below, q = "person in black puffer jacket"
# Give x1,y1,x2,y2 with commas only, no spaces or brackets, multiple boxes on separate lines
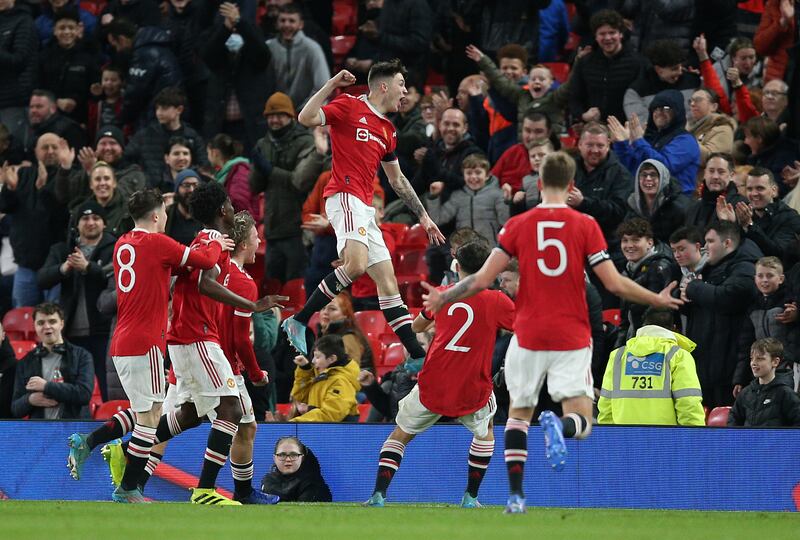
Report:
684,152,746,231
0,0,38,140
261,436,332,502
614,0,696,53
728,338,800,427
106,19,183,129
615,218,679,347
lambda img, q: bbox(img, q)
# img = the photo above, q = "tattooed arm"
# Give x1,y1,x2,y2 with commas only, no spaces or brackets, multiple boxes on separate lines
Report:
422,249,511,312
382,160,446,245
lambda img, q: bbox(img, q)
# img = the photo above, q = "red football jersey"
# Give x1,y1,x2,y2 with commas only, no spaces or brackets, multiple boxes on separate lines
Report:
497,203,609,350
168,229,230,345
321,93,398,205
219,261,263,380
418,288,515,417
110,229,221,357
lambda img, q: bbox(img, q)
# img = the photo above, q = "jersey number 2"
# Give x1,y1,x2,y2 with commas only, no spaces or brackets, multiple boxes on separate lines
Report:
444,303,474,353
117,244,136,293
537,221,567,277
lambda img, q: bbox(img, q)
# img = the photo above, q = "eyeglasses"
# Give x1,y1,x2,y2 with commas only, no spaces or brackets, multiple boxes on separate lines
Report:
639,171,659,179
654,106,672,113
689,96,708,104
763,91,787,98
275,452,303,460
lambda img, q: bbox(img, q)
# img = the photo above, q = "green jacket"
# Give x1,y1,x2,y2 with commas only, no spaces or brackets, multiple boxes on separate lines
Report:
477,55,572,135
598,325,705,426
249,122,323,239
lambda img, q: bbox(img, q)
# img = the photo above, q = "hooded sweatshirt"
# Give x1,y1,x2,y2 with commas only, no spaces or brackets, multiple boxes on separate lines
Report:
625,159,690,244
613,89,701,195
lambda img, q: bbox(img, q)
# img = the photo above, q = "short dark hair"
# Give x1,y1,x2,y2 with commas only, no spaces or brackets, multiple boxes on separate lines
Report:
669,226,703,245
642,307,675,329
102,64,125,80
208,134,243,161
461,153,490,172
367,59,407,89
455,241,491,275
497,43,528,66
313,334,348,364
53,7,81,25
189,181,228,226
645,40,686,67
706,220,741,247
164,136,192,157
523,110,552,129
154,86,186,109
728,36,755,58
744,116,781,148
540,151,575,189
449,228,489,251
590,9,625,34
106,17,137,39
31,89,56,103
617,217,653,239
695,87,720,105
504,258,519,274
706,151,735,172
751,337,783,359
128,189,164,221
278,3,303,17
747,166,777,186
33,302,65,322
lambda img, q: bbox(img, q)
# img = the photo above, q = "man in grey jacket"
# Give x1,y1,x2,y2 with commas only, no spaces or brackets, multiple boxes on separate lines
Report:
265,4,329,110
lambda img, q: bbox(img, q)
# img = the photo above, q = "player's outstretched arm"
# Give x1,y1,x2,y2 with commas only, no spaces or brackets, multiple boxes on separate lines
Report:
593,260,683,310
298,70,356,127
198,266,289,311
382,160,446,245
422,248,510,312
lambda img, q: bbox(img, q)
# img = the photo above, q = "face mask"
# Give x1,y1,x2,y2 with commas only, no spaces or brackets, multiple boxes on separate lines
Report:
225,33,244,53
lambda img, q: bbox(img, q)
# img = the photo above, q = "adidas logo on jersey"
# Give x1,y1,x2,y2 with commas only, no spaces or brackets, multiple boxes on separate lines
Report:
359,117,368,124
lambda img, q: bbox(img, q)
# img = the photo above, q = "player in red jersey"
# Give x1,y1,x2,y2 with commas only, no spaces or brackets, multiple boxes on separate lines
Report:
422,152,683,514
157,182,286,505
75,189,233,503
282,60,445,367
365,242,515,508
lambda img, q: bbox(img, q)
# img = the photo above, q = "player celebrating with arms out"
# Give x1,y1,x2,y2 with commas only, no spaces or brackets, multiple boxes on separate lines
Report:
422,152,683,514
365,241,515,508
282,60,445,366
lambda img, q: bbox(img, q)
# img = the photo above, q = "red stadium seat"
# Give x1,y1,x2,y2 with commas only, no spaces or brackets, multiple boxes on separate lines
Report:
367,336,383,362
375,363,395,380
380,342,406,368
93,400,130,420
89,376,102,416
381,222,409,245
10,340,36,360
559,135,577,148
275,403,293,417
397,224,428,252
542,62,570,84
378,332,400,347
331,35,357,66
3,307,35,341
358,403,372,422
602,309,621,326
280,278,306,309
354,310,385,338
707,406,731,427
331,0,358,35
396,250,427,276
398,277,425,308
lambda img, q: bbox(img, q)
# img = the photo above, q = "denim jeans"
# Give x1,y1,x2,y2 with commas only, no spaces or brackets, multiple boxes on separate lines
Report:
12,267,59,308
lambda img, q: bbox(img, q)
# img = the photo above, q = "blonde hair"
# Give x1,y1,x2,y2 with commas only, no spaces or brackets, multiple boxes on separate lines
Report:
230,210,256,250
756,256,783,274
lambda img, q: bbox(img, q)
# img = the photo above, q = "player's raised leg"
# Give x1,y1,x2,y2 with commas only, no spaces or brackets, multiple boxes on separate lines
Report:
68,407,135,480
368,260,427,363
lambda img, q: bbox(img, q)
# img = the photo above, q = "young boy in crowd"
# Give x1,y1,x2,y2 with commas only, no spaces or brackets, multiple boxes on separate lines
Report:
728,338,800,427
733,256,796,397
508,138,554,215
426,154,508,247
88,66,127,142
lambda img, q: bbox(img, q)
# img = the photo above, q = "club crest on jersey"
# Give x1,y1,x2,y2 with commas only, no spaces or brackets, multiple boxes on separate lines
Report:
227,378,235,388
624,352,664,376
358,227,367,236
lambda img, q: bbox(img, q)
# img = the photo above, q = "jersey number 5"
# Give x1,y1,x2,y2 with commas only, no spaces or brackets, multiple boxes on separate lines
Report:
444,302,474,353
117,244,136,293
537,221,567,277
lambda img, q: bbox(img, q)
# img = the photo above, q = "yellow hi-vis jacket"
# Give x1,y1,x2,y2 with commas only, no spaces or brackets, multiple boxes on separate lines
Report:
598,325,705,426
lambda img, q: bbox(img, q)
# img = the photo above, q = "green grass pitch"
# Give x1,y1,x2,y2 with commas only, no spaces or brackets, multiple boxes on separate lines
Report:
1,501,798,540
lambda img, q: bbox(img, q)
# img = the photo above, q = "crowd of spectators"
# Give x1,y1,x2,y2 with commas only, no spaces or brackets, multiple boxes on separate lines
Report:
1,0,799,427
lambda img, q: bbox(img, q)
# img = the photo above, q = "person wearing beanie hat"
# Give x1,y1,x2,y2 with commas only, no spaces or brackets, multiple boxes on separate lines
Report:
37,188,118,400
165,168,204,246
250,91,323,284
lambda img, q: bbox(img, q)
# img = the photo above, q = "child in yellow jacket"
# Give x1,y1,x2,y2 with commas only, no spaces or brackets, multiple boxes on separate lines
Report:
290,334,361,422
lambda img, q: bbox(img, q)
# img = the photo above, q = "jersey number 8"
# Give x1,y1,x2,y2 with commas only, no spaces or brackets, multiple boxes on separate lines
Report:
117,244,136,293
